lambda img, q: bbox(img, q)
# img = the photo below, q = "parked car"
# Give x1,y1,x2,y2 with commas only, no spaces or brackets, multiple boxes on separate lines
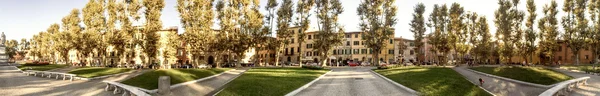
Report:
348,62,359,67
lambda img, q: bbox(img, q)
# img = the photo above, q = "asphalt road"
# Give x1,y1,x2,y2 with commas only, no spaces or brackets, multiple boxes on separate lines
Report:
295,67,415,96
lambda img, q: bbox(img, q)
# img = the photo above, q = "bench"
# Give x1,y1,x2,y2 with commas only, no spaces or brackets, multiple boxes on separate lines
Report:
24,71,77,81
539,77,590,96
103,81,150,96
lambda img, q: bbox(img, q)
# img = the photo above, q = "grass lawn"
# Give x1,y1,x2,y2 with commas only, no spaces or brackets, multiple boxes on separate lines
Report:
121,68,231,90
216,68,329,96
17,64,68,71
68,67,133,78
470,66,573,85
374,67,492,96
561,64,600,72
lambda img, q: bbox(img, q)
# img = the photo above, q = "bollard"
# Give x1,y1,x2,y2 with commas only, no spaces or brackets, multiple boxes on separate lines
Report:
158,76,171,95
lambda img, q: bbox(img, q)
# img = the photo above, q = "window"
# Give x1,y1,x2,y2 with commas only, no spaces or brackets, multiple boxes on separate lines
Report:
285,48,289,55
333,49,337,55
353,41,359,45
291,48,294,55
390,39,393,44
586,55,589,60
346,41,351,46
369,49,373,54
361,34,364,39
308,35,312,39
291,38,294,43
410,42,415,46
399,50,403,54
410,50,415,55
346,34,351,38
314,51,318,56
346,49,351,55
355,34,358,38
297,47,300,52
307,44,312,48
361,49,367,54
558,47,562,51
354,49,359,54
339,50,343,55
389,50,394,54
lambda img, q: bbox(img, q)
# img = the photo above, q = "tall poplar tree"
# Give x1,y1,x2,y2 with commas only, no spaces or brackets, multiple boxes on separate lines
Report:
274,0,294,66
562,0,588,65
590,0,600,64
61,9,82,64
314,0,344,66
524,0,537,64
177,0,216,66
357,0,397,66
409,3,426,65
142,0,164,67
538,1,560,64
494,0,523,64
295,0,315,67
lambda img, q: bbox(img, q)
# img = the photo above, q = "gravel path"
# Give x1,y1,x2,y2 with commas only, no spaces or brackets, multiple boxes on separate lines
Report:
0,66,149,96
168,68,248,96
453,66,545,96
549,67,600,96
295,67,414,96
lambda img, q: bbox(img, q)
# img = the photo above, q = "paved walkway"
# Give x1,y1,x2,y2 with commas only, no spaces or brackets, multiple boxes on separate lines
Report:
549,67,600,96
168,68,248,96
0,66,149,96
295,67,414,96
453,66,546,96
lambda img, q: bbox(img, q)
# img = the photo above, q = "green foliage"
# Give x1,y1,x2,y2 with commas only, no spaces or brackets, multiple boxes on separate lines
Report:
590,0,600,63
313,0,344,66
471,67,573,85
428,4,451,65
537,1,559,64
216,68,328,96
375,67,492,96
177,0,216,66
142,0,165,64
295,0,315,67
410,3,426,64
494,0,524,64
6,39,18,59
562,0,589,65
357,0,397,66
275,0,294,66
122,68,230,89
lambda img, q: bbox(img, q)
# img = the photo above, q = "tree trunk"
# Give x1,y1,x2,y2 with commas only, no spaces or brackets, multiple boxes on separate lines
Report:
299,42,303,67
575,51,580,65
374,51,380,66
237,53,243,67
321,51,328,67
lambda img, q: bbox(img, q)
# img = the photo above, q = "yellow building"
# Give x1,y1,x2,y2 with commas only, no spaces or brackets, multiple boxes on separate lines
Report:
279,27,397,65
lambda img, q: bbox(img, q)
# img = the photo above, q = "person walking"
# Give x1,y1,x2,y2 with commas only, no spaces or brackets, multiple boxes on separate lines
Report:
479,78,484,86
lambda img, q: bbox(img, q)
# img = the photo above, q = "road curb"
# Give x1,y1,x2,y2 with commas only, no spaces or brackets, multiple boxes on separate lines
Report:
284,70,333,96
370,70,420,95
466,68,554,88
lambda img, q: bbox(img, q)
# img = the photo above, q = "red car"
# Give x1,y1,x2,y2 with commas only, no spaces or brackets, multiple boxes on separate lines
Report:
348,62,359,67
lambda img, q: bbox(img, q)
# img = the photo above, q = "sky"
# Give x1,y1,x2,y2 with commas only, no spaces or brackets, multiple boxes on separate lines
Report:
0,0,566,41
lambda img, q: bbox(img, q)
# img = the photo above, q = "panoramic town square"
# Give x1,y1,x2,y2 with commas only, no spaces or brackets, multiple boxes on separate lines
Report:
1,0,600,96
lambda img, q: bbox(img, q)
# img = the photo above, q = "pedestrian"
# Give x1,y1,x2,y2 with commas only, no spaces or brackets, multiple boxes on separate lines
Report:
479,78,484,86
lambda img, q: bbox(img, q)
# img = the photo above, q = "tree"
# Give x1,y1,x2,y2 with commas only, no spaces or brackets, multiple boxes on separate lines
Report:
18,38,28,57
357,0,397,66
448,3,465,65
494,0,524,64
295,0,315,67
409,3,426,65
428,4,451,66
6,40,18,60
590,0,600,64
117,0,142,65
82,0,107,65
538,0,560,64
464,12,478,62
524,0,537,64
562,0,588,65
142,0,164,67
274,0,294,66
314,0,344,66
46,24,60,63
473,16,492,63
61,9,82,64
177,0,216,67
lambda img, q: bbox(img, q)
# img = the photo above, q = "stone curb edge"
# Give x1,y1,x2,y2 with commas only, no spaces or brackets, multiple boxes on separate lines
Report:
284,70,333,96
452,68,496,96
370,70,420,95
212,68,249,96
136,69,240,94
466,68,554,88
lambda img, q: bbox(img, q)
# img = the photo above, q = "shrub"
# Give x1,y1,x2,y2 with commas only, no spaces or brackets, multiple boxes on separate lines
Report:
302,65,324,70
